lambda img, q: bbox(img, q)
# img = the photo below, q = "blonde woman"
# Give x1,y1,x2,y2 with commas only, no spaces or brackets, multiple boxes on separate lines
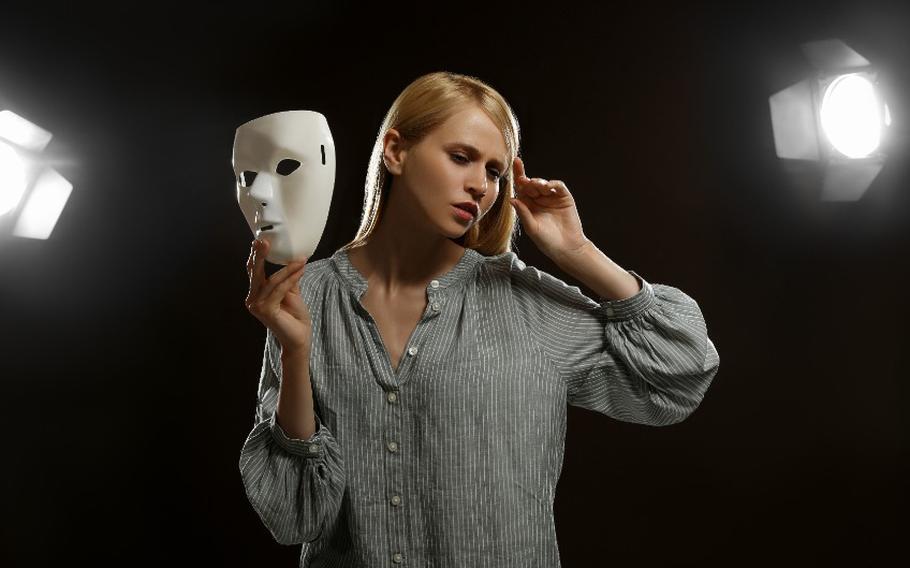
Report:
240,71,720,567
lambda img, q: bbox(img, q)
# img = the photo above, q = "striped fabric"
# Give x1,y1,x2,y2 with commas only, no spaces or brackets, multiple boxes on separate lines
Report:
239,246,720,567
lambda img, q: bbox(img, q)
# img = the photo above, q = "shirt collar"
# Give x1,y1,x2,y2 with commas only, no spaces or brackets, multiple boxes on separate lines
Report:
331,246,484,297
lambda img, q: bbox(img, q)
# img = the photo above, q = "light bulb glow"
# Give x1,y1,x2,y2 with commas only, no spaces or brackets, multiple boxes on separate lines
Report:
0,141,29,216
820,74,883,159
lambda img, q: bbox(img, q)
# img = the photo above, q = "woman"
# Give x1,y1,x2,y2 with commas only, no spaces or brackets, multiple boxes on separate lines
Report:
239,71,720,567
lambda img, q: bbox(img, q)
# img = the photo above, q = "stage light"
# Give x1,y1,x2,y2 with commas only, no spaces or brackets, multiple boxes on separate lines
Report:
12,168,72,240
0,140,29,216
769,39,894,201
0,109,72,240
0,110,52,152
819,73,884,159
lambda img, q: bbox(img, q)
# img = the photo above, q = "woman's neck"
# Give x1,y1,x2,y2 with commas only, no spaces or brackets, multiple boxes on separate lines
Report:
350,234,465,296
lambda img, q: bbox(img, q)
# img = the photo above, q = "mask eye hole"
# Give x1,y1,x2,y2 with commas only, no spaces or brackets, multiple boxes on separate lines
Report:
276,159,301,176
239,171,257,187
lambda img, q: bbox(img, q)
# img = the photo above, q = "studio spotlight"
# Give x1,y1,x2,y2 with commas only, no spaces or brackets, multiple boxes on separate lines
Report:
0,110,72,239
0,140,29,216
769,39,894,201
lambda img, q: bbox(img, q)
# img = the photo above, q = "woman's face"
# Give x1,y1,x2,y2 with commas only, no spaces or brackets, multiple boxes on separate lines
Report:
384,104,509,237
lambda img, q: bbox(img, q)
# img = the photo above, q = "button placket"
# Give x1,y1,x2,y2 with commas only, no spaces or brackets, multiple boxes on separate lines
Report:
428,279,442,315
383,380,405,563
383,384,405,556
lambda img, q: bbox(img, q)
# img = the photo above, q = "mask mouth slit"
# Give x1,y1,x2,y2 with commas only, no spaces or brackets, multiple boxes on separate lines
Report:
260,224,274,231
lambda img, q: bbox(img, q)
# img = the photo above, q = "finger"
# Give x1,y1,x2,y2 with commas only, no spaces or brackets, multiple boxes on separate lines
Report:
532,177,553,197
545,179,567,195
519,177,547,198
513,156,526,180
265,265,306,308
516,158,533,186
510,196,533,227
246,242,256,278
512,161,536,196
249,239,266,297
260,258,307,301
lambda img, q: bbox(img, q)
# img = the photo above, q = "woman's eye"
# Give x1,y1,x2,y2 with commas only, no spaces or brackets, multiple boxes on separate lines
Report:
451,153,501,181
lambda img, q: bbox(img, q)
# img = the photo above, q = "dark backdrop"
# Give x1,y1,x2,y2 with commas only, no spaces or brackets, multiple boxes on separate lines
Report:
1,1,906,566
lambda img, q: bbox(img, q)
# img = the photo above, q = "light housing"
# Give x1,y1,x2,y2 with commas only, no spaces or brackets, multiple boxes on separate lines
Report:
768,39,893,201
0,110,72,239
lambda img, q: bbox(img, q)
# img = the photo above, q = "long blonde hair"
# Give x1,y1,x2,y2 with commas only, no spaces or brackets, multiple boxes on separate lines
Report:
340,71,522,256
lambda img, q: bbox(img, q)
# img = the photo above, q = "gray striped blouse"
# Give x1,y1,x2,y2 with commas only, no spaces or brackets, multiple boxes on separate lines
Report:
239,246,720,567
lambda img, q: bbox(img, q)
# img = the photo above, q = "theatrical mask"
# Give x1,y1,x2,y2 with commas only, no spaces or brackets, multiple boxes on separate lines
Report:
233,110,336,265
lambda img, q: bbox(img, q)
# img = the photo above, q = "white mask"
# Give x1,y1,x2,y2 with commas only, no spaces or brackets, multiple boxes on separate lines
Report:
232,110,336,265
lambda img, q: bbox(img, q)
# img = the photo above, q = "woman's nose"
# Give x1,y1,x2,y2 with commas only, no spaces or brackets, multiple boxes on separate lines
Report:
467,167,489,194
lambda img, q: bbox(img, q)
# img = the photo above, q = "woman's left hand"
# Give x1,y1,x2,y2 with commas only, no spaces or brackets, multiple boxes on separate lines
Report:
510,156,591,260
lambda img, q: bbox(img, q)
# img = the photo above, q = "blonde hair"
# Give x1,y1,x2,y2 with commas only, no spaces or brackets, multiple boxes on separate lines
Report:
340,71,522,256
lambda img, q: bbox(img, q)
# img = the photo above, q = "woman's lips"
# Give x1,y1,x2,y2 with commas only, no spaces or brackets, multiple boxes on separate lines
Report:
452,204,474,222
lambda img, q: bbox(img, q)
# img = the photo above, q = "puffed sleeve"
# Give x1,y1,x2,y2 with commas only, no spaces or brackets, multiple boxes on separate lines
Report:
508,253,719,426
238,328,346,544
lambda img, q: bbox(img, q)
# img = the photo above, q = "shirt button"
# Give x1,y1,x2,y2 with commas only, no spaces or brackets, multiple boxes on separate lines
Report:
430,279,440,289
307,443,320,454
390,494,401,506
408,346,418,356
392,552,403,563
387,391,398,403
387,441,399,452
431,302,440,311
605,306,615,317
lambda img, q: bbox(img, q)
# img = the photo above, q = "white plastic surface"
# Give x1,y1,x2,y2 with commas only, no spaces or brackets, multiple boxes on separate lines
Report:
233,110,336,265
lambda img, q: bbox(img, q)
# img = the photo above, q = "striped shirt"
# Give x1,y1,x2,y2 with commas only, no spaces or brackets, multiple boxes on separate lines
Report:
239,246,720,567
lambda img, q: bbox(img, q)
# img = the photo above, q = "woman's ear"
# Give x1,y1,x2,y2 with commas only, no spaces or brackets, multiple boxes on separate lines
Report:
382,128,409,175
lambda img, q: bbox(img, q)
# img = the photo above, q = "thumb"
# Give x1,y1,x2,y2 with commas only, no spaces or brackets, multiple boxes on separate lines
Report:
511,197,530,224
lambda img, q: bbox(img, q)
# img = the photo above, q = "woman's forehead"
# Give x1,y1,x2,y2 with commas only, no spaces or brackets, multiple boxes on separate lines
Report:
433,107,509,161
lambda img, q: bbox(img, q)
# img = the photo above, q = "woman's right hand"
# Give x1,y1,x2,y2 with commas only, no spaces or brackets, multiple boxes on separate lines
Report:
245,238,312,356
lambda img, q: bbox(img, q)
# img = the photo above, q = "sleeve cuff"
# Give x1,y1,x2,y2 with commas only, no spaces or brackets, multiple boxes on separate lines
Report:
593,270,656,321
269,412,325,458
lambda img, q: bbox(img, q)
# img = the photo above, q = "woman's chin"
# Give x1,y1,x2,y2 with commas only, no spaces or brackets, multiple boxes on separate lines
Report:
449,225,471,239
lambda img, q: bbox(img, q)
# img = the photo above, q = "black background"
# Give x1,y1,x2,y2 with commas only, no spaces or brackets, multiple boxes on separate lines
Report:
1,1,907,566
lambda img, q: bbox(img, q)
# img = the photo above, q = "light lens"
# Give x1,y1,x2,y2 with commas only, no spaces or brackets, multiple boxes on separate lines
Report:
820,74,883,159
